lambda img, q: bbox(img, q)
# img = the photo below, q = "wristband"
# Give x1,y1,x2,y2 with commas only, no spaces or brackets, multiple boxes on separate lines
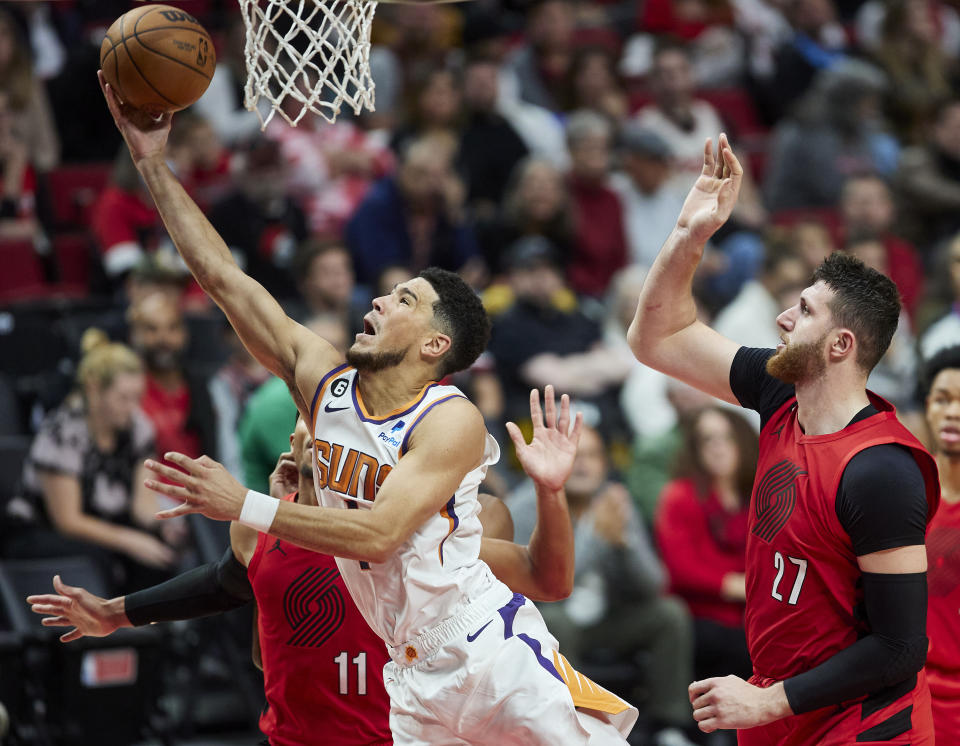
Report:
239,489,280,532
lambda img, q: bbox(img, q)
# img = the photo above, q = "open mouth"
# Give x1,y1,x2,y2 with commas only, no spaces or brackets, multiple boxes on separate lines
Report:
941,425,960,445
362,317,376,336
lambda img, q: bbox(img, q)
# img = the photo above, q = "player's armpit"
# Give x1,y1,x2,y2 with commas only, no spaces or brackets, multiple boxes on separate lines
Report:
230,520,259,567
478,494,513,541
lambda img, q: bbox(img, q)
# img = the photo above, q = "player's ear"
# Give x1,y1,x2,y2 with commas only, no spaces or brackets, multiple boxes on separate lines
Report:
829,328,856,363
421,332,451,363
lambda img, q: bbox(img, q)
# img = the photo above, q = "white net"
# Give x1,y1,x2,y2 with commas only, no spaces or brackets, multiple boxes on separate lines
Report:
238,0,378,127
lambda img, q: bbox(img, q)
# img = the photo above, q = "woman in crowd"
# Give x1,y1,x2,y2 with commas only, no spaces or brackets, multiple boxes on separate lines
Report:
4,329,181,594
654,405,756,681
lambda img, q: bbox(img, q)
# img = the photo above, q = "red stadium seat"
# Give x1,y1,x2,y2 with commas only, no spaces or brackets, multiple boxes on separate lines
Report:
0,239,46,302
46,162,112,231
53,232,94,289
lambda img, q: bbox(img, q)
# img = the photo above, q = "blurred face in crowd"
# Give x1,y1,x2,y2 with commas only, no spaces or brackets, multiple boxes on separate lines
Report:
569,131,611,182
927,367,960,457
400,139,451,207
301,247,354,311
769,255,809,310
463,61,500,113
516,160,565,223
573,50,617,105
419,70,461,127
624,152,672,194
903,0,936,43
934,103,960,159
651,49,695,111
509,261,565,308
376,265,415,299
790,221,834,270
787,0,836,34
845,239,888,276
307,314,349,356
528,0,574,52
840,177,894,233
695,409,740,483
129,293,188,374
565,425,607,500
88,371,146,432
184,119,224,172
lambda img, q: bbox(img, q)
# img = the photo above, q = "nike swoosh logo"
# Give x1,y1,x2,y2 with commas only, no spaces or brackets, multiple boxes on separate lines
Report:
325,403,349,413
466,620,492,642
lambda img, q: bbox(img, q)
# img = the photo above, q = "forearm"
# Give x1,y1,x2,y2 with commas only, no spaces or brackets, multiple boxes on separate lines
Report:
627,227,701,358
525,483,575,600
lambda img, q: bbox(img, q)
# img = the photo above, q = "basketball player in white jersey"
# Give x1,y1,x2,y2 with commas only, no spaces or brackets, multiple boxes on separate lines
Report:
99,74,637,744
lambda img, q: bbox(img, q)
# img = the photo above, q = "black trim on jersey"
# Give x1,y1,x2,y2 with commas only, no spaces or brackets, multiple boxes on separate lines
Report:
855,705,913,742
861,674,916,719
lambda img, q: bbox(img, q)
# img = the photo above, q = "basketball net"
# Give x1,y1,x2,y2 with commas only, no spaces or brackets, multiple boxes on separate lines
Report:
238,0,377,127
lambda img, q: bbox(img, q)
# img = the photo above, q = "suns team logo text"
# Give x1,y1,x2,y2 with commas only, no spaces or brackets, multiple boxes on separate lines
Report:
314,440,392,501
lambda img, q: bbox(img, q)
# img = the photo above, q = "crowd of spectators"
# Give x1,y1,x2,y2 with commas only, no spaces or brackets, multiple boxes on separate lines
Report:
1,0,960,743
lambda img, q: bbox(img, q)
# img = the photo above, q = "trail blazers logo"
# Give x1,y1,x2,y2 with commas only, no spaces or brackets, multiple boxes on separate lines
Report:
752,459,806,542
283,566,345,647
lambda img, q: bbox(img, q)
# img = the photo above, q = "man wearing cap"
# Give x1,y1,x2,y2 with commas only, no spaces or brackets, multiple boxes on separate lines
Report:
611,125,687,270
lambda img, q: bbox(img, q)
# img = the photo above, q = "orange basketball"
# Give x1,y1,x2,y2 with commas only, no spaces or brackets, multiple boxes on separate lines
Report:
100,4,216,114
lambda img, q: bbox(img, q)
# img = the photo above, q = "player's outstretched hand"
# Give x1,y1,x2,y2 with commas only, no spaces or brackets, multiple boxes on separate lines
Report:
675,133,743,247
506,385,583,492
145,453,246,523
26,575,126,643
98,69,172,165
689,676,791,732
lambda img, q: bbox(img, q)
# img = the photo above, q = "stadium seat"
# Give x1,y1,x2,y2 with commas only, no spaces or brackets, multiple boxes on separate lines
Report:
0,239,46,302
52,233,95,289
45,163,112,232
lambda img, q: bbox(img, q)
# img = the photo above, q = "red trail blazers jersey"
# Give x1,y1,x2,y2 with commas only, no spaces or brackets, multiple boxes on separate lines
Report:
926,497,960,740
739,393,940,746
248,493,392,746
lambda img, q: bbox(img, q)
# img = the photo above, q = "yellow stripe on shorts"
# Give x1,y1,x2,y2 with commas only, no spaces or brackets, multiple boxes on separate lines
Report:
552,651,633,716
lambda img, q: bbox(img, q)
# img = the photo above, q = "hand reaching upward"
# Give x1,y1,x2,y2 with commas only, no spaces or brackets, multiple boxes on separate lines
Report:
98,69,172,166
506,386,583,493
676,133,743,246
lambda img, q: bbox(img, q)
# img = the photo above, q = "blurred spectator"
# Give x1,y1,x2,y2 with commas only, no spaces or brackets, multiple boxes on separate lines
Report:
503,0,576,111
839,173,924,317
511,424,697,746
844,235,920,410
285,239,367,336
654,406,753,682
209,323,270,481
390,67,463,156
920,234,960,359
487,237,631,439
633,39,767,230
345,133,479,285
23,3,65,81
458,56,529,216
374,263,415,298
475,156,575,276
239,314,349,492
896,99,960,250
855,0,960,61
565,110,628,297
784,217,836,269
764,61,899,211
753,0,849,123
91,148,165,287
0,6,59,171
192,13,268,144
562,46,627,124
0,89,41,242
266,101,395,237
166,111,231,208
713,245,808,348
208,138,309,301
4,329,179,594
128,293,217,463
610,125,687,270
870,0,954,145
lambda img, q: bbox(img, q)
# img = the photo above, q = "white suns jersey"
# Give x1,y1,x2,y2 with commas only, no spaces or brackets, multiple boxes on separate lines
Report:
309,364,502,647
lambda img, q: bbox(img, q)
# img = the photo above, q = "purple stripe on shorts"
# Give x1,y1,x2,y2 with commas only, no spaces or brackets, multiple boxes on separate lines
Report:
517,633,564,683
497,593,525,638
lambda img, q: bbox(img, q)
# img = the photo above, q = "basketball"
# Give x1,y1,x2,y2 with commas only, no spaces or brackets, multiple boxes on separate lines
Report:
100,4,216,114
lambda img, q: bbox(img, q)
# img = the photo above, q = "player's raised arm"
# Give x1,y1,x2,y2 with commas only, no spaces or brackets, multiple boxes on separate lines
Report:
97,72,338,409
627,134,744,405
479,386,580,602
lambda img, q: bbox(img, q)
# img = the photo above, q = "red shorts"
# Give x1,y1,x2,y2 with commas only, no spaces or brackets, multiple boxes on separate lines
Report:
737,671,934,746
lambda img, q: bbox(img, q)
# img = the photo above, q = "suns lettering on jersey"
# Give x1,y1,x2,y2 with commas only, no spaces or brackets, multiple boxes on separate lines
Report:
314,439,393,501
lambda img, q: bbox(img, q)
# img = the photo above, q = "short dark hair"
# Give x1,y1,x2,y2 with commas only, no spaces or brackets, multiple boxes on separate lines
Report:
419,267,490,378
921,345,960,400
811,252,900,371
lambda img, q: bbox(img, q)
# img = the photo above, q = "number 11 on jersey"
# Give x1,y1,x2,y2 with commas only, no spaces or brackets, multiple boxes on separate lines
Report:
334,651,367,695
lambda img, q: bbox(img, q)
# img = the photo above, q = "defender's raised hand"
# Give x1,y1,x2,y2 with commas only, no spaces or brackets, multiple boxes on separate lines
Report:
145,453,247,523
27,575,128,643
98,69,172,165
676,133,743,246
506,385,583,492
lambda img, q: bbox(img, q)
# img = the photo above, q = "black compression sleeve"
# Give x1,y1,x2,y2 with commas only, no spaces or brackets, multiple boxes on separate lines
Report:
782,572,928,715
728,347,795,429
836,445,928,556
124,546,254,626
